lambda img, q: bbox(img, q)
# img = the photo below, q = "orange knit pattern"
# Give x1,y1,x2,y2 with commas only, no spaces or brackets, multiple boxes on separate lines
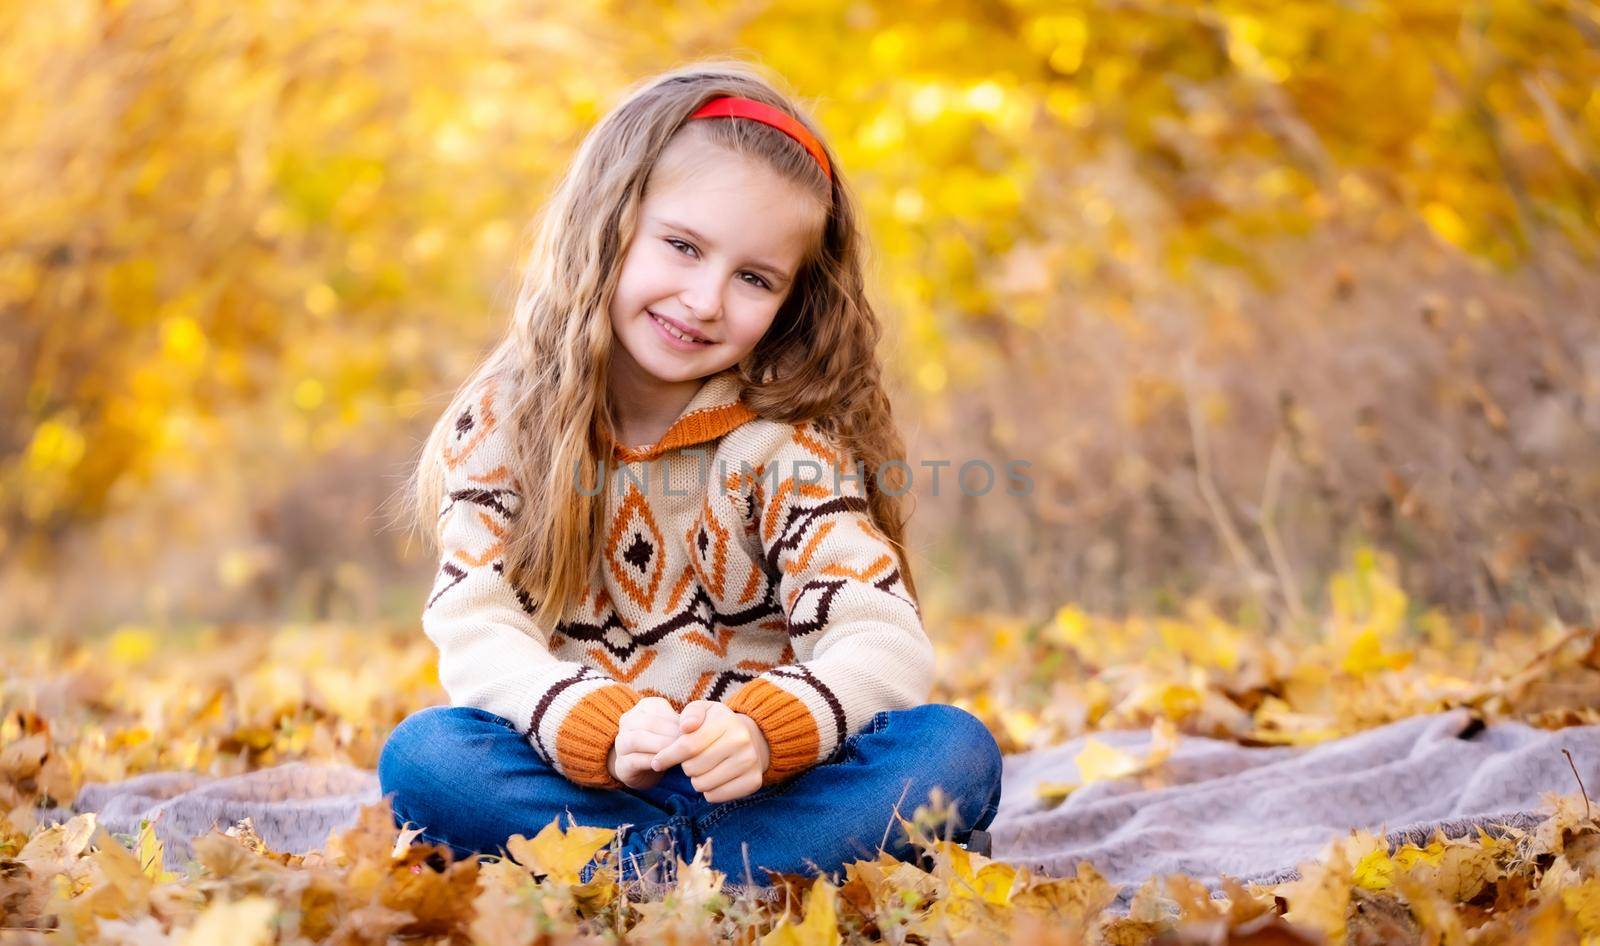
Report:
555,684,640,788
422,368,934,790
724,679,820,786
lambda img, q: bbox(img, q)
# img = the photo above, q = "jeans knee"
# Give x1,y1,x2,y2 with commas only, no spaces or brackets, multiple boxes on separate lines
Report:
912,704,1001,768
951,705,1003,787
903,704,1003,826
378,706,461,814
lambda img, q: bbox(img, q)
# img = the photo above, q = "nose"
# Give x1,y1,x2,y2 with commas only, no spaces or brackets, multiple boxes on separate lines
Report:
678,266,727,323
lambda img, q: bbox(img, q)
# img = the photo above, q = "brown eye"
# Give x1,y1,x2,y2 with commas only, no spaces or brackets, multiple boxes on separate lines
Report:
667,238,772,290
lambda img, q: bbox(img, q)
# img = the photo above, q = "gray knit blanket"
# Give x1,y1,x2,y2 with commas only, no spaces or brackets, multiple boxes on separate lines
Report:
52,709,1600,911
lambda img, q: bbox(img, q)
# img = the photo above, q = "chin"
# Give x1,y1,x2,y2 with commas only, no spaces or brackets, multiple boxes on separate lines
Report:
630,341,712,383
641,362,704,384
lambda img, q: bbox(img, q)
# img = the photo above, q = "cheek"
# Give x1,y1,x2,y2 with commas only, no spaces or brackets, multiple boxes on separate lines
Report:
726,306,782,350
612,247,662,308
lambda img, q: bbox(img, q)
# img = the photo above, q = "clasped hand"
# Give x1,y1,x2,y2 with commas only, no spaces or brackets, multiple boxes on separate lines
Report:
606,697,770,803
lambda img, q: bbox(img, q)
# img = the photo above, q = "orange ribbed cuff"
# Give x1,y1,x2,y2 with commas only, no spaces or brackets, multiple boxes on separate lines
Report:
726,679,820,786
554,684,640,788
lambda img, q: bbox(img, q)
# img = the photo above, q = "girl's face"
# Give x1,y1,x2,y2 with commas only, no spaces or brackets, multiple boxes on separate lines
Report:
609,138,824,386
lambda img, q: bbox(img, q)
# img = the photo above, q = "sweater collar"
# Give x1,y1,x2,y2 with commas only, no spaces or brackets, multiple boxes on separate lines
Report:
611,370,757,462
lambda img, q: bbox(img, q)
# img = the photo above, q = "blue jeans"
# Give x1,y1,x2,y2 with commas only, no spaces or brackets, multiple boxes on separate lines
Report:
377,702,1003,885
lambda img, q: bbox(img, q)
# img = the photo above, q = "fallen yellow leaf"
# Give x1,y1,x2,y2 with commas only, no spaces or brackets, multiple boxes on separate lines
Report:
1037,718,1178,803
761,875,841,946
180,894,277,946
505,817,616,885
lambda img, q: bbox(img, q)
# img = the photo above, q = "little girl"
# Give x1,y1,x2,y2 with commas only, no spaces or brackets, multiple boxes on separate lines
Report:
378,61,1003,893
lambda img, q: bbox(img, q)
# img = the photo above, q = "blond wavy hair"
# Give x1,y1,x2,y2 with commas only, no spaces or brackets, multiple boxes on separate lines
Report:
407,59,917,630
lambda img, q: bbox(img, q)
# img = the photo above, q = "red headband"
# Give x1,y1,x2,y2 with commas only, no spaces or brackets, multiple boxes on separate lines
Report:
688,96,833,183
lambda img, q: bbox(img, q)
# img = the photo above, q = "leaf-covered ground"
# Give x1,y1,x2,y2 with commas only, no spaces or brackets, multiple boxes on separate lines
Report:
3,552,1599,943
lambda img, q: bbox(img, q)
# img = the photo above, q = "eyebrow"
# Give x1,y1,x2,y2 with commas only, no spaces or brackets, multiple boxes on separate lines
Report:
658,219,793,285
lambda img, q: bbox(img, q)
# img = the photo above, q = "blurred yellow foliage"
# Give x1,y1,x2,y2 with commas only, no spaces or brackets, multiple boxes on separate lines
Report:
2,0,1593,589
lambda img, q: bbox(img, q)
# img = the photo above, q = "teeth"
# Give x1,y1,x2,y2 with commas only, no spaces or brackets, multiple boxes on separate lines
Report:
653,314,707,344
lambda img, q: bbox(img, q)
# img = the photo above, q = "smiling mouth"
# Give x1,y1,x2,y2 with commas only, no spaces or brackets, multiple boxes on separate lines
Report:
649,311,715,345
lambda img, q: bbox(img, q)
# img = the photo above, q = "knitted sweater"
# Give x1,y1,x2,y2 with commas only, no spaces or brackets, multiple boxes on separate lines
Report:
423,369,934,789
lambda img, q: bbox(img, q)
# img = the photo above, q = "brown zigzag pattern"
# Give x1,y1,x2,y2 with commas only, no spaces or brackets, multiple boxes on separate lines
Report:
426,562,467,611
764,495,872,576
820,550,893,582
737,564,764,605
506,566,540,617
683,626,738,657
637,666,765,709
781,567,915,634
701,481,770,605
446,486,518,520
707,668,761,702
426,489,520,612
552,583,783,663
873,567,920,618
783,578,844,638
665,565,695,613
791,423,842,467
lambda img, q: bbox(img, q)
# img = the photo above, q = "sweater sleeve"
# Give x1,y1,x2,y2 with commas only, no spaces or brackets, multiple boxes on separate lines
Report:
422,378,639,789
724,422,935,787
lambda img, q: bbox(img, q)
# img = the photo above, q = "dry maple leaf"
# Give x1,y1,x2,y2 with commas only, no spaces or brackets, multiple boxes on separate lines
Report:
178,895,277,946
0,858,48,929
1037,718,1179,804
1560,876,1600,938
384,843,479,936
323,800,402,870
629,843,729,939
1011,861,1121,927
1276,846,1353,946
760,875,842,946
504,816,615,885
468,872,542,946
1152,912,1326,945
1392,872,1468,946
43,825,156,936
131,814,179,885
16,811,97,872
189,829,289,888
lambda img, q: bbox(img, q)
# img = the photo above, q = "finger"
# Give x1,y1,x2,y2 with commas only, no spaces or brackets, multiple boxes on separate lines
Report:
652,723,721,771
613,752,648,780
689,747,751,792
678,700,714,734
642,714,685,738
622,705,682,734
702,769,762,804
626,698,668,722
621,718,678,747
638,697,680,722
679,729,739,778
650,735,696,772
619,730,675,756
676,715,741,774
